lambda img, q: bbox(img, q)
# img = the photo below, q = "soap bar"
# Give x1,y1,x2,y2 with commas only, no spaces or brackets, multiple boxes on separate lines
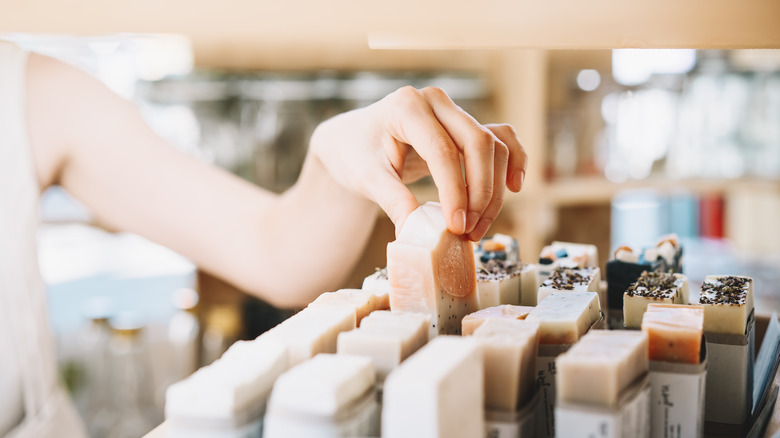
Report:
263,306,356,366
476,259,522,308
472,319,540,412
337,311,430,380
698,275,754,335
556,330,648,407
641,303,703,364
387,202,479,335
309,289,377,326
362,267,391,311
475,233,520,267
551,241,599,268
537,267,601,304
165,337,288,421
461,305,533,336
266,353,375,417
383,336,484,438
526,292,601,345
623,272,688,328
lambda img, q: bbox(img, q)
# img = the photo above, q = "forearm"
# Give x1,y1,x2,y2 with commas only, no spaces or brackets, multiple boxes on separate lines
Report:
250,153,378,307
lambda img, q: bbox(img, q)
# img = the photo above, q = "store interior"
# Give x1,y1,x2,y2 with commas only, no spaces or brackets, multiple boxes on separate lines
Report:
3,31,779,436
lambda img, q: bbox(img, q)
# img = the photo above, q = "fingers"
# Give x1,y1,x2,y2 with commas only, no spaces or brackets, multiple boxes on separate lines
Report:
385,87,468,234
420,87,497,234
485,123,527,192
469,136,509,241
366,169,420,235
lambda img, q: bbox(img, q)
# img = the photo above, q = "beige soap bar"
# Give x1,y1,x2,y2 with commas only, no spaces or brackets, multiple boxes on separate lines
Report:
387,202,479,335
537,267,601,304
165,337,288,421
383,336,484,438
337,311,430,380
266,354,375,417
641,303,703,364
526,292,601,345
263,306,356,367
309,289,377,326
698,275,754,335
461,305,533,336
472,318,540,412
362,268,391,311
556,330,649,407
623,272,688,328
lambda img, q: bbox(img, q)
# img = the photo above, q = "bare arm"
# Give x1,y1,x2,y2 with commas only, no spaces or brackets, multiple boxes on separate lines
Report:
26,54,526,308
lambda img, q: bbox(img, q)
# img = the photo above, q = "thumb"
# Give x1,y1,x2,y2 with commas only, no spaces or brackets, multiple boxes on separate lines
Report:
368,172,419,237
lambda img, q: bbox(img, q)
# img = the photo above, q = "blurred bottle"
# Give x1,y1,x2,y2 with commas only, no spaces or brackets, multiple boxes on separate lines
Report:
77,298,115,438
168,288,200,380
106,313,156,438
201,305,241,365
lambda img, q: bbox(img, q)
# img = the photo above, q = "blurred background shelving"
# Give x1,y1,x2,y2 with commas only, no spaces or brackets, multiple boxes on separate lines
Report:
4,2,780,434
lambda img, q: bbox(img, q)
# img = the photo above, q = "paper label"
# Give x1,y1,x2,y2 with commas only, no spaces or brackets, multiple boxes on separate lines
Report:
555,380,650,438
534,356,557,438
649,370,706,438
704,316,755,425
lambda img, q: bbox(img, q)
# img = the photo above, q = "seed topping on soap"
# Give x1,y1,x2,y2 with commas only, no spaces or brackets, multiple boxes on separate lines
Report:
477,259,524,281
542,267,595,290
625,271,680,299
374,267,388,281
699,276,751,306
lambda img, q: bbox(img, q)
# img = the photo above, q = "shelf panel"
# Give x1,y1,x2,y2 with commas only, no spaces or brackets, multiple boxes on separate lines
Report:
368,0,780,50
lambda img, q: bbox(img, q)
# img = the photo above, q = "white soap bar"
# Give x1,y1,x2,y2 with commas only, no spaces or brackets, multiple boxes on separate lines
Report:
556,330,648,408
165,337,287,421
551,241,599,268
526,292,601,345
309,289,377,326
362,268,391,311
518,263,539,306
461,305,533,336
476,261,522,308
383,336,484,438
387,202,479,335
698,275,754,335
537,267,601,304
263,306,356,366
266,353,375,418
473,318,540,412
337,311,430,380
623,272,688,328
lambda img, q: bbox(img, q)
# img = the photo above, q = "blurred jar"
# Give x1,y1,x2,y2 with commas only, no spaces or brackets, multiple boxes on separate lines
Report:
237,74,338,192
167,288,200,382
201,304,242,365
106,314,156,438
135,73,239,171
78,298,115,438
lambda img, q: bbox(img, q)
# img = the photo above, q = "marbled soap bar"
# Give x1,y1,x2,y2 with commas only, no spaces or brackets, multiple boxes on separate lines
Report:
387,202,479,335
461,304,533,336
641,303,703,364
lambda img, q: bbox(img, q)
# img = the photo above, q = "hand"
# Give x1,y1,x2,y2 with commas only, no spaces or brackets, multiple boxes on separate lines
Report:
309,86,528,241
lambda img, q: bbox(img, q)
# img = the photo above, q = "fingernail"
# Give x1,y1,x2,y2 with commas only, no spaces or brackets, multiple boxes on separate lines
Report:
466,211,481,234
452,209,467,234
471,217,493,241
513,170,525,190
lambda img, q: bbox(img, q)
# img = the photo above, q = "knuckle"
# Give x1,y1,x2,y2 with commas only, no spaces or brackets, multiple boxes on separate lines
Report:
421,86,448,100
471,129,495,149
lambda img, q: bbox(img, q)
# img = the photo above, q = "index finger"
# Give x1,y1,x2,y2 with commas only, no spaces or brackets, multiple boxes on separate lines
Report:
384,87,468,234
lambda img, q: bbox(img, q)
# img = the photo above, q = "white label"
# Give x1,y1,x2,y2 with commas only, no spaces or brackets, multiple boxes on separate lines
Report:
649,370,706,438
556,382,650,438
